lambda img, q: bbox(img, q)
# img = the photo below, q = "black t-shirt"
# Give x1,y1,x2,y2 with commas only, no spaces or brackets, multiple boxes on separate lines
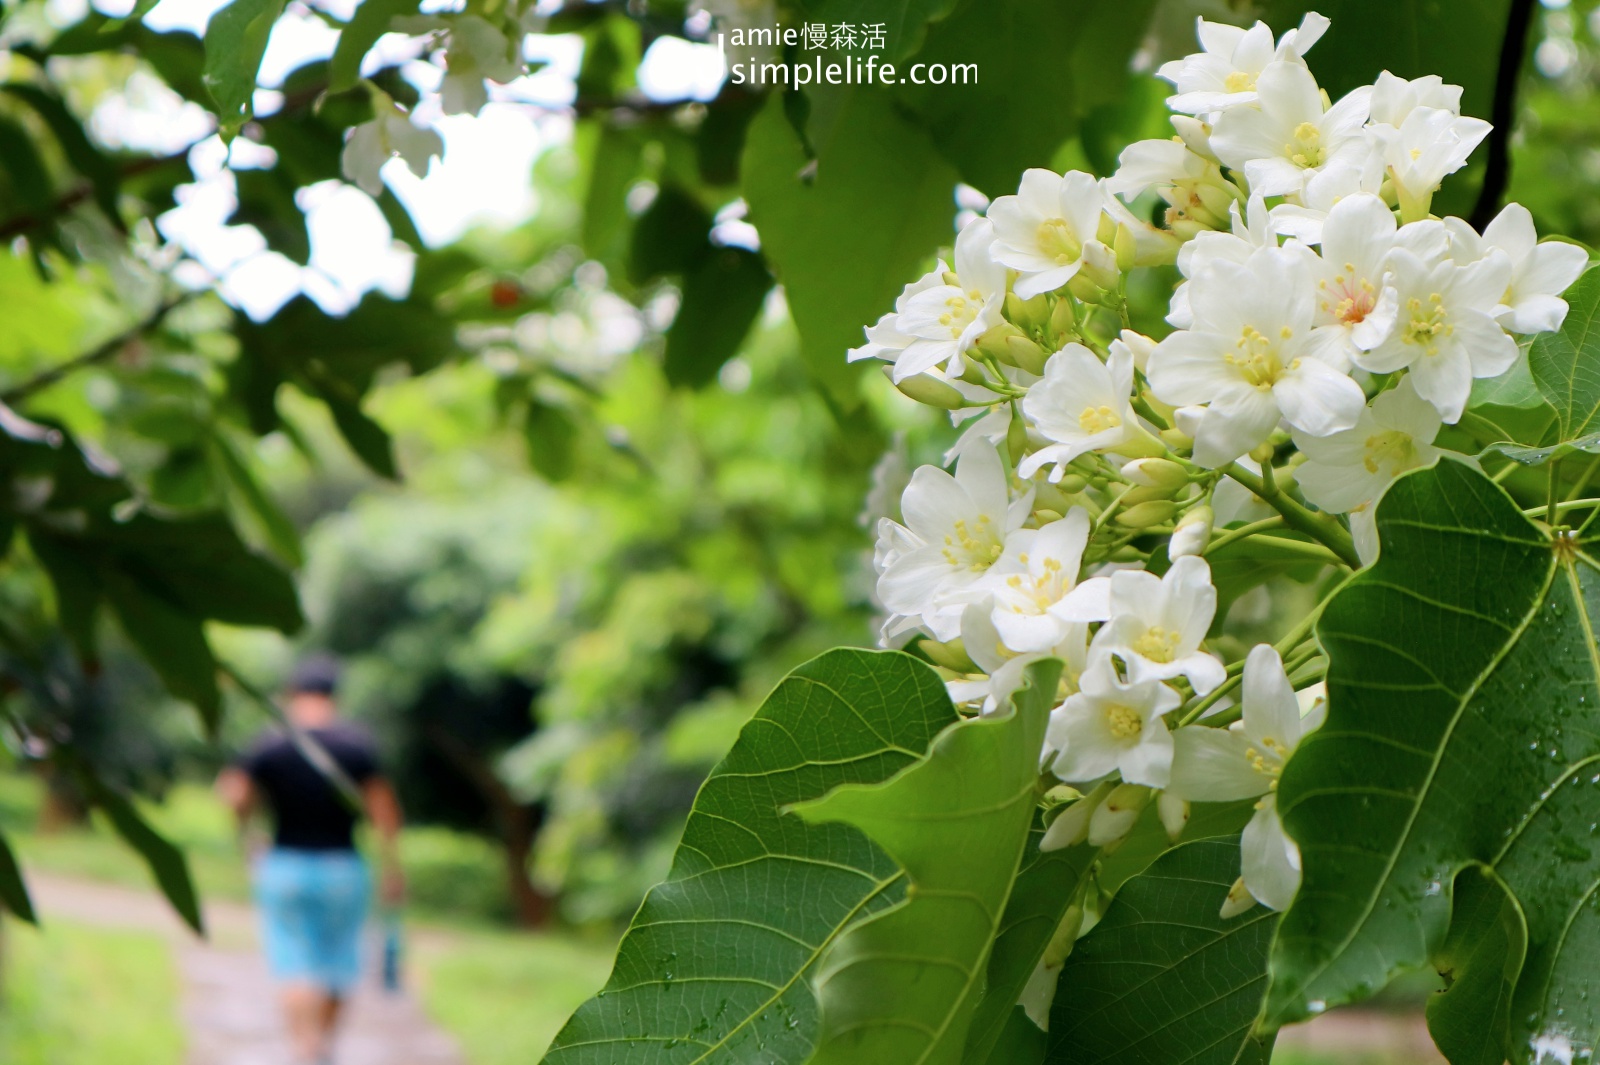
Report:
240,723,379,851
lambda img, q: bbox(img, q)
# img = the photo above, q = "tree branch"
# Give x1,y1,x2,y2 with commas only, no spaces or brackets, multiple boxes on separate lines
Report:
0,294,193,405
1470,0,1540,230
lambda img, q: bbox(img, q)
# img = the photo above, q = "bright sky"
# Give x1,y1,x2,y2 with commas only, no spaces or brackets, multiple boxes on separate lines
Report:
68,0,729,318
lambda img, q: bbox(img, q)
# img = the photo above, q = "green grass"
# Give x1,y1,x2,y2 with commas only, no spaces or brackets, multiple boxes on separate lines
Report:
0,918,183,1064
419,928,616,1065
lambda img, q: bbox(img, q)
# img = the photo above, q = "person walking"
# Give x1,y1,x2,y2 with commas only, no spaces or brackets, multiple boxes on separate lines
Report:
217,655,405,1065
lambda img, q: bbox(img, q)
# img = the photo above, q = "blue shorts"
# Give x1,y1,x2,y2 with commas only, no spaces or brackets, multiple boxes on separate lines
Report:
255,848,370,992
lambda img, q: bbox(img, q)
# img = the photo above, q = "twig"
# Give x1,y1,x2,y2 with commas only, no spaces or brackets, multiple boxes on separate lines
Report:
1470,0,1539,230
1222,463,1362,569
0,295,193,404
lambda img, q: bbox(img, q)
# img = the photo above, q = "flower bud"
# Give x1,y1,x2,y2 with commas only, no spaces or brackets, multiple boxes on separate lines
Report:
1159,426,1194,452
1041,781,1113,851
1170,115,1217,162
1115,222,1139,272
1048,296,1077,343
1194,182,1238,224
1115,429,1169,460
1067,272,1104,305
919,636,976,673
1088,783,1150,846
976,321,1026,362
1056,474,1089,494
1121,457,1188,492
1122,483,1178,506
1032,480,1073,514
1219,876,1256,919
1118,329,1156,374
1007,412,1029,466
887,367,966,409
1169,505,1213,559
1004,291,1051,334
1041,902,1086,969
1115,499,1179,528
1003,335,1050,376
1248,441,1277,464
1168,217,1211,241
1081,241,1121,292
1157,791,1190,841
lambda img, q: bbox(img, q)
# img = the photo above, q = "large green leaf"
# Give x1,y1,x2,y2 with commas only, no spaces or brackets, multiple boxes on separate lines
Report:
1426,866,1528,1065
201,0,287,134
664,246,773,388
328,0,422,92
742,91,957,396
1046,836,1278,1065
1263,460,1600,1065
540,648,959,1065
1529,267,1600,444
793,660,1060,1065
79,770,204,934
0,828,35,923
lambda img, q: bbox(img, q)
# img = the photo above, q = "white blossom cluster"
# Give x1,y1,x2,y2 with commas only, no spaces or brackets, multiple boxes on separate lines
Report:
852,12,1590,920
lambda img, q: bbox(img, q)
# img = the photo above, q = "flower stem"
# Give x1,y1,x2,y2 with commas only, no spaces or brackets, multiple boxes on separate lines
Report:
1203,516,1285,556
1223,463,1362,569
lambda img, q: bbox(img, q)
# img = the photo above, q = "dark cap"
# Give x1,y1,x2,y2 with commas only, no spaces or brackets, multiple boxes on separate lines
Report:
288,653,341,695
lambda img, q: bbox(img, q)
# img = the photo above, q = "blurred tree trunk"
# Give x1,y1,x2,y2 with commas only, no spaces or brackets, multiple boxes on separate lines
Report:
426,727,553,927
36,761,87,833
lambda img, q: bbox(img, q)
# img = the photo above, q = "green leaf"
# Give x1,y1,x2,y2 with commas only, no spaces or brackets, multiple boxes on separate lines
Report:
524,400,577,482
541,648,959,1065
1426,866,1528,1065
1046,837,1278,1065
209,432,304,567
628,184,712,285
202,0,287,134
329,0,421,92
81,772,204,934
792,659,1060,1065
1529,267,1600,443
0,114,57,214
896,0,1158,196
102,570,222,727
963,830,1097,1065
321,390,397,479
801,0,961,61
0,828,36,924
976,1008,1045,1065
584,123,647,268
1262,459,1600,1065
665,247,773,388
0,84,121,224
742,91,957,396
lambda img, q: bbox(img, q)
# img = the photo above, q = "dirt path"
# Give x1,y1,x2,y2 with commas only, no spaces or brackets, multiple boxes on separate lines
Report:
30,873,465,1065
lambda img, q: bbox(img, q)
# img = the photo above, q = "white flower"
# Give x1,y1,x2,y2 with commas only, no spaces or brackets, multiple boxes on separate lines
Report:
1445,205,1589,334
988,169,1114,299
1157,12,1330,116
340,103,443,197
1355,247,1516,422
1046,659,1182,787
849,219,1006,382
1210,62,1373,199
1091,555,1226,695
1373,107,1490,220
1306,193,1402,358
1150,244,1366,467
1291,379,1442,562
1268,155,1385,244
1168,645,1326,911
875,445,1032,641
975,510,1110,654
1018,341,1143,481
1368,71,1463,126
947,599,1090,715
1109,136,1237,235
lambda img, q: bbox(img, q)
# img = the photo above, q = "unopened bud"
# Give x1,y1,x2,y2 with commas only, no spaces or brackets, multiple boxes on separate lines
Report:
1033,508,1064,525
1004,335,1050,376
1248,441,1277,464
1115,499,1179,528
1121,458,1188,492
1041,903,1086,969
1170,505,1213,559
1081,241,1121,292
920,637,976,673
1194,182,1238,224
887,367,966,409
1116,430,1169,460
1219,876,1256,919
1115,222,1139,272
976,321,1026,362
1157,791,1190,841
1122,483,1178,506
1008,413,1028,466
1088,783,1151,846
1040,781,1113,851
1159,426,1194,452
1170,115,1217,161
1032,480,1072,513
1118,330,1157,374
1067,272,1104,305
1056,474,1089,494
1169,217,1210,241
1004,291,1051,334
1048,296,1077,343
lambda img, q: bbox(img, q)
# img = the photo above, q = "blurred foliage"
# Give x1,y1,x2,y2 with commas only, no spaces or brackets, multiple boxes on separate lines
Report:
0,0,1590,929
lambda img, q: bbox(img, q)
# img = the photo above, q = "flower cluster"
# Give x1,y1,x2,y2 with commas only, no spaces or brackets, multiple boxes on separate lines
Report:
853,11,1589,920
